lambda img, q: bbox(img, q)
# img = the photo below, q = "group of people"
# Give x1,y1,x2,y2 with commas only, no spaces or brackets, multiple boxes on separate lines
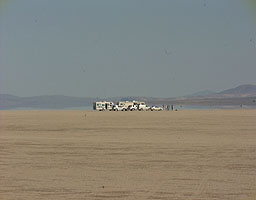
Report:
162,104,174,111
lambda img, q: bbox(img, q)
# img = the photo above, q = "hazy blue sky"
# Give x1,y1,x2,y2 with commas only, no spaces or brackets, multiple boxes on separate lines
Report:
1,0,256,97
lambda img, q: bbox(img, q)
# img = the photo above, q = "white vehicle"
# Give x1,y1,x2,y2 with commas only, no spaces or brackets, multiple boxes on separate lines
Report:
138,103,150,111
117,101,134,110
128,104,138,111
151,106,163,111
112,105,126,111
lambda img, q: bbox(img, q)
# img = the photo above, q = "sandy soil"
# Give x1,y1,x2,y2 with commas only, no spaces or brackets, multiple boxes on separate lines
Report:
0,110,256,200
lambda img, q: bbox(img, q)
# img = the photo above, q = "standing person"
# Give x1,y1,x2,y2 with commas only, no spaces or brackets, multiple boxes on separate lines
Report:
171,104,174,111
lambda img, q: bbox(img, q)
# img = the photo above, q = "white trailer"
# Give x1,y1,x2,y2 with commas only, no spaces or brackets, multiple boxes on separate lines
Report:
93,101,114,111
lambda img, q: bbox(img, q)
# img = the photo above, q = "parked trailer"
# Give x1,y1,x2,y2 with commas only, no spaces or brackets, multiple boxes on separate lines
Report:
116,101,134,110
93,101,114,111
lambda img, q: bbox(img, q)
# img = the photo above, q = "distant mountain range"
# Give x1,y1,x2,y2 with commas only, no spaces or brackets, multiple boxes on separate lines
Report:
1,84,256,109
217,84,256,97
0,94,96,109
185,84,256,98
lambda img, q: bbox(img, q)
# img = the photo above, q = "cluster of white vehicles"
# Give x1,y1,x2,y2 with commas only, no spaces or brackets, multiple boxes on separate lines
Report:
93,100,163,111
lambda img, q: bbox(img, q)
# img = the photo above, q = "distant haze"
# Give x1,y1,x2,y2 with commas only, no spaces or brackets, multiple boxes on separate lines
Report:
1,0,256,97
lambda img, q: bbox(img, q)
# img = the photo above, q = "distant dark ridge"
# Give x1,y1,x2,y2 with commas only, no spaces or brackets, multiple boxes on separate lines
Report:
0,94,98,109
147,96,256,106
219,84,256,95
0,94,126,109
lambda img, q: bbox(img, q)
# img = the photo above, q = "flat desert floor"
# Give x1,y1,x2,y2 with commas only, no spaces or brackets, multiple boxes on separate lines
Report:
0,110,256,200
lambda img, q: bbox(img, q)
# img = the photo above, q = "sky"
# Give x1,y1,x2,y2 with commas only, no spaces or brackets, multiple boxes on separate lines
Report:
0,0,256,98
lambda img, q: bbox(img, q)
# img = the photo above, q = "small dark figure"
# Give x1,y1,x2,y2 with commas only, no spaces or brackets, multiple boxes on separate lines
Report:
203,0,207,7
102,186,104,189
171,104,174,111
164,48,172,55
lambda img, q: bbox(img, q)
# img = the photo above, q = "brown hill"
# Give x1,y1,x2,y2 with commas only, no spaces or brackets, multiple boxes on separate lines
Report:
216,84,256,97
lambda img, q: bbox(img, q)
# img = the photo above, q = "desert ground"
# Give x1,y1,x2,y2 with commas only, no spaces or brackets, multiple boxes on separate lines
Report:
0,110,256,200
